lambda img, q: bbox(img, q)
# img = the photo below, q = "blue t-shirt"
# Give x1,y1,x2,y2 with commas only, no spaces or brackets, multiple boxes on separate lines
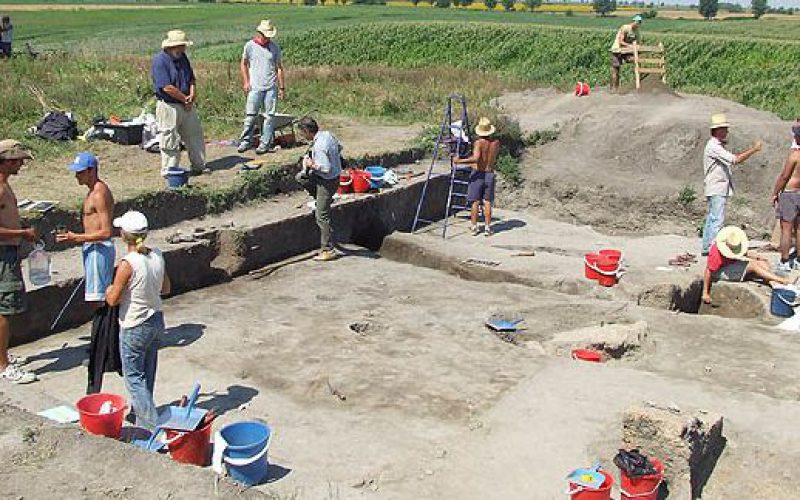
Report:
311,131,343,181
151,50,195,104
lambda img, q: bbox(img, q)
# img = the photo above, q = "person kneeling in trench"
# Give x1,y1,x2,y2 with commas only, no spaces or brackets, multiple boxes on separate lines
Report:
702,226,793,305
295,116,342,262
105,211,171,430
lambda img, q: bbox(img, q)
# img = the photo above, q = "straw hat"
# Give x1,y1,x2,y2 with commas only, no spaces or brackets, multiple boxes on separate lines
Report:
710,113,731,130
257,20,277,38
162,30,193,49
0,140,32,161
715,226,749,260
475,117,496,137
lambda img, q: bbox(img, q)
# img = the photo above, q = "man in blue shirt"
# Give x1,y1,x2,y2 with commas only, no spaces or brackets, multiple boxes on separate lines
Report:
238,20,286,155
296,117,342,262
151,30,206,178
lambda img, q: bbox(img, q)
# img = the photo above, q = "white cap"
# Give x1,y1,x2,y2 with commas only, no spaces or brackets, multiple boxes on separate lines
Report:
113,210,149,233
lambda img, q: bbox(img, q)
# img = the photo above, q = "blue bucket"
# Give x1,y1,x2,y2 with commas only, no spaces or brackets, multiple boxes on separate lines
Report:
165,169,189,189
771,287,796,318
220,421,272,487
365,166,385,189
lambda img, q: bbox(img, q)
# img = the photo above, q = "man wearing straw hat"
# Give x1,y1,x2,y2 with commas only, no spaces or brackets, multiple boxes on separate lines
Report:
609,15,643,91
454,117,500,236
0,140,38,384
701,113,763,256
151,30,206,178
238,20,285,155
702,226,792,305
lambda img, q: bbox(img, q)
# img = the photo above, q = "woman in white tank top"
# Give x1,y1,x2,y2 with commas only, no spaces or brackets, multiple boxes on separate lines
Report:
106,211,171,430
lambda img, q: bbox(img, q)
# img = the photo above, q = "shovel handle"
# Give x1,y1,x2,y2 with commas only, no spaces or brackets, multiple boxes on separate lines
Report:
186,382,201,416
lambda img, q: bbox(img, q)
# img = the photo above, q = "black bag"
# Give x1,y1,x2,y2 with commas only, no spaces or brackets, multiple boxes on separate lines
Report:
614,448,657,478
35,111,78,141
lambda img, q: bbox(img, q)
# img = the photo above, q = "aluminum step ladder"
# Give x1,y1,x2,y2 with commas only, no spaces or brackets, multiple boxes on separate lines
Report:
411,94,473,239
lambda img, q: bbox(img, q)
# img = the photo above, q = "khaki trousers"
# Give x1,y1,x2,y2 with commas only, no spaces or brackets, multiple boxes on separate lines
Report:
156,100,206,176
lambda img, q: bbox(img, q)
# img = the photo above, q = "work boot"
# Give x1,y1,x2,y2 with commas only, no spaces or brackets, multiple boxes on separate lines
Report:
314,249,339,262
237,142,251,153
7,353,29,366
470,225,480,236
0,364,37,384
255,144,276,155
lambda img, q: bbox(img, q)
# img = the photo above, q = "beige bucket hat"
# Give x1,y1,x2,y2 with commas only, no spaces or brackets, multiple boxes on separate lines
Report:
257,20,277,38
475,117,496,137
710,113,731,130
0,140,33,161
162,30,194,49
715,226,749,260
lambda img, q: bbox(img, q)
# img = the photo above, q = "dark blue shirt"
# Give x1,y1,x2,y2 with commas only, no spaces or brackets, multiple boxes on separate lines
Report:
151,50,195,104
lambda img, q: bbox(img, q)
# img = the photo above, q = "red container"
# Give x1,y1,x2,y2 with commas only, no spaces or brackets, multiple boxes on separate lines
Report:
76,393,127,439
165,419,213,466
569,470,613,500
620,458,664,500
351,169,372,193
574,82,591,97
572,348,603,363
599,249,622,266
337,172,353,195
584,253,600,280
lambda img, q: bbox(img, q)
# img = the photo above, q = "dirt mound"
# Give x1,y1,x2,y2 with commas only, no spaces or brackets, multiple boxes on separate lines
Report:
0,399,266,499
496,88,793,237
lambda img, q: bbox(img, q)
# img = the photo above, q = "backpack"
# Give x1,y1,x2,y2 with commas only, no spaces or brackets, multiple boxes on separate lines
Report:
35,111,78,141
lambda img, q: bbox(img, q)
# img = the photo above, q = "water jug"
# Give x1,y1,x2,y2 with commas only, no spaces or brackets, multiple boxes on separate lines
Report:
28,242,51,286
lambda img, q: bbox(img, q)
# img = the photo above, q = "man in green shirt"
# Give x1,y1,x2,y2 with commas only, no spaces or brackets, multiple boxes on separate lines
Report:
609,15,643,91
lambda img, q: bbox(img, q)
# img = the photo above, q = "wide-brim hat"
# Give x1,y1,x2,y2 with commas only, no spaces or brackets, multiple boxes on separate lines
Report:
0,140,33,161
710,113,731,130
257,20,277,38
715,226,749,260
475,117,496,137
162,30,194,49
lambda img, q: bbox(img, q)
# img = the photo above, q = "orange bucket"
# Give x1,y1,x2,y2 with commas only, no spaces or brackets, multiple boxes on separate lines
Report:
75,393,127,439
337,171,353,195
584,253,600,280
620,458,664,500
165,419,213,466
574,82,591,97
351,169,372,193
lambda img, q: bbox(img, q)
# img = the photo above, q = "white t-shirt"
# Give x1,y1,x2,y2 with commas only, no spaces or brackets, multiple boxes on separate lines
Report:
242,40,282,91
119,248,165,329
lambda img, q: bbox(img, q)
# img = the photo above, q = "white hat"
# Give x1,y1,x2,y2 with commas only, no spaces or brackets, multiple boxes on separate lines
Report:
162,30,194,49
710,113,731,130
256,20,277,38
114,211,149,234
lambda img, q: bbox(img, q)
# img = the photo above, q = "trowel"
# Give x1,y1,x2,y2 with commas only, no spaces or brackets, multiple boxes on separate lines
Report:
157,382,207,431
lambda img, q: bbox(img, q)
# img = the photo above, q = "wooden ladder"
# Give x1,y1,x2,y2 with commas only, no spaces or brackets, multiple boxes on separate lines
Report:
633,42,666,90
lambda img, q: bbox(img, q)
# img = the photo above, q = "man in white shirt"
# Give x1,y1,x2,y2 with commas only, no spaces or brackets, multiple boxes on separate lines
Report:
701,113,763,255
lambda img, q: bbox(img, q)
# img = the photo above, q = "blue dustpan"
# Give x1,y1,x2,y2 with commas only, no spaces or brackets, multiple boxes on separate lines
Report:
566,463,605,489
157,383,208,432
132,428,167,452
485,318,524,332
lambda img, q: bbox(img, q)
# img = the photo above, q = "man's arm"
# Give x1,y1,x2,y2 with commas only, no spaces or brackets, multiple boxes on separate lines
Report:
771,154,797,205
105,260,132,307
0,227,35,242
240,58,250,92
702,267,713,304
277,61,285,99
735,141,763,164
161,271,171,296
453,140,484,165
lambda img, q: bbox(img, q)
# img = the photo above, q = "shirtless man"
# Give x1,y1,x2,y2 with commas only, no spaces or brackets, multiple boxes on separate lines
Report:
56,153,115,306
0,140,37,384
771,125,800,274
454,117,501,236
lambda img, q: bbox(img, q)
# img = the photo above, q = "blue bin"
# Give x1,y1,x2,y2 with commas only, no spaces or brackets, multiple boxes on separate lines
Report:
165,169,189,189
365,166,385,189
771,286,796,318
220,421,272,487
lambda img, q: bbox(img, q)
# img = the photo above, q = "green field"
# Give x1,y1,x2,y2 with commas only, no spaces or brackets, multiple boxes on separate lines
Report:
2,3,798,158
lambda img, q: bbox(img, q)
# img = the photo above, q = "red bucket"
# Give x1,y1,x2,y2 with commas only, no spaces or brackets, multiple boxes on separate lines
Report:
620,458,664,500
568,470,613,500
584,253,600,280
596,250,622,287
599,249,622,266
76,393,127,439
351,169,372,193
572,349,603,363
337,172,353,195
165,419,213,466
574,82,591,97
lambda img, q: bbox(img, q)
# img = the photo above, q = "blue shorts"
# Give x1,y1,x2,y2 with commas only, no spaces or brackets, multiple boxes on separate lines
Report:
467,170,496,203
83,241,115,302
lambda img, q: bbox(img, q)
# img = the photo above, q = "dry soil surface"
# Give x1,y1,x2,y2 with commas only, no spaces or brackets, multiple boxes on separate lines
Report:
496,87,793,238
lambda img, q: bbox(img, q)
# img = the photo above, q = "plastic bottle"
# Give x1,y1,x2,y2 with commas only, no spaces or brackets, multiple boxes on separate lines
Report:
28,242,51,286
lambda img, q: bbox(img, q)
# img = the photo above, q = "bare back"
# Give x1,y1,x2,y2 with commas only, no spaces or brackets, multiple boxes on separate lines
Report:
0,181,20,246
785,149,800,191
83,180,114,238
476,138,501,172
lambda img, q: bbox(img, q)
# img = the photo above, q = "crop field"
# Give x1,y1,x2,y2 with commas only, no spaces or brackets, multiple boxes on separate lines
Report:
2,2,798,158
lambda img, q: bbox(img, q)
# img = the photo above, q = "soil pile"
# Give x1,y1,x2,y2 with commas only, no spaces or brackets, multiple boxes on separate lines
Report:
497,88,794,237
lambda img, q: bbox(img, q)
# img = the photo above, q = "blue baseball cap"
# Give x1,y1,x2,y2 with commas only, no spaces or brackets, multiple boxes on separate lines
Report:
68,152,98,172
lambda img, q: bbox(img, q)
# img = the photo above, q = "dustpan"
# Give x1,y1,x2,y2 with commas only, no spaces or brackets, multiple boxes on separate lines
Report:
485,318,524,332
133,427,167,453
566,463,605,489
157,383,207,432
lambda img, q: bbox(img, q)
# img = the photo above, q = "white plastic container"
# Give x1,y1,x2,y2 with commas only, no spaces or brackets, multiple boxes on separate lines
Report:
28,242,51,286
